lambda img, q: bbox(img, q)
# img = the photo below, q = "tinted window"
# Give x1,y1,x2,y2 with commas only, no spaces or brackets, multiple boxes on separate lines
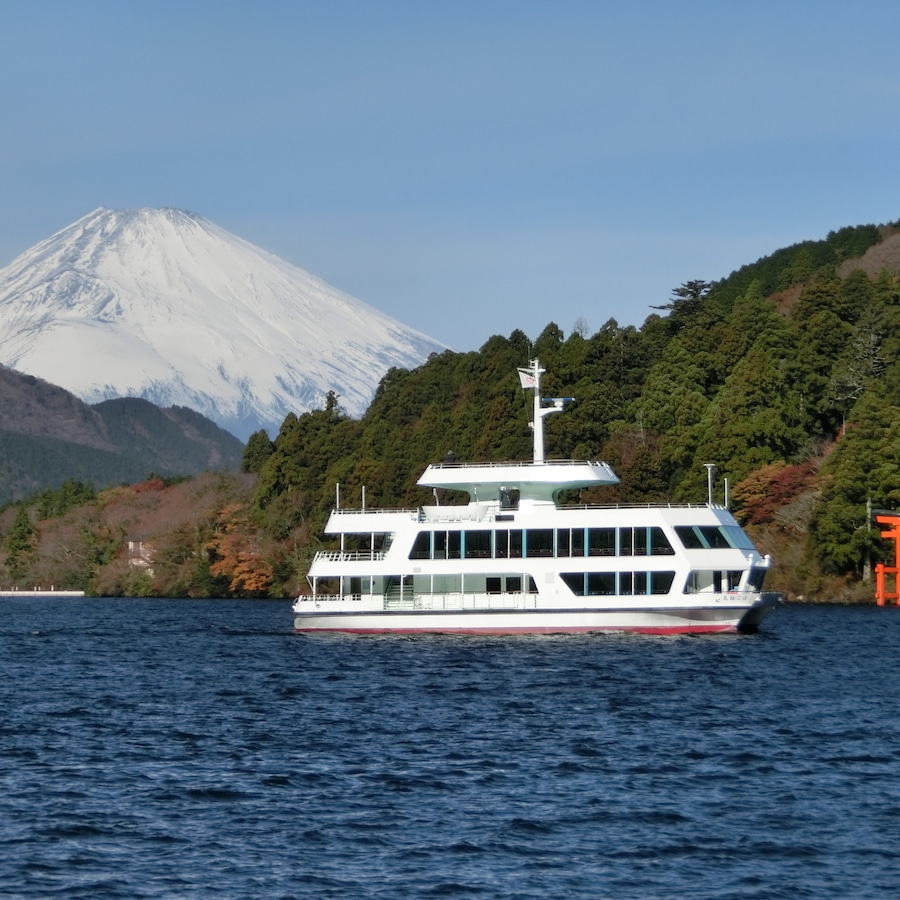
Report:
561,573,586,596
675,526,704,549
588,528,616,556
587,572,616,595
464,530,491,558
650,527,674,555
410,531,431,559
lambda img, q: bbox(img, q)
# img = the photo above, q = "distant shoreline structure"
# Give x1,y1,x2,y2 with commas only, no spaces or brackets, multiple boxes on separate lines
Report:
0,589,86,597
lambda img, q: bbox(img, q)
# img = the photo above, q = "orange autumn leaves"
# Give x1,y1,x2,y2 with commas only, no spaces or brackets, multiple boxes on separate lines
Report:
206,503,274,595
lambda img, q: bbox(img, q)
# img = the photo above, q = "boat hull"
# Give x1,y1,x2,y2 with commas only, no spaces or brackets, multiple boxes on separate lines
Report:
293,593,780,635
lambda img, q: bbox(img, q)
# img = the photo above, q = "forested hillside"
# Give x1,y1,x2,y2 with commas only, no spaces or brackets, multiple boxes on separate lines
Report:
0,366,244,503
3,220,900,600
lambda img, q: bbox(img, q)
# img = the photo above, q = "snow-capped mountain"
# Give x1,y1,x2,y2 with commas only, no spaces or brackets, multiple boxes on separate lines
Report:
0,208,445,440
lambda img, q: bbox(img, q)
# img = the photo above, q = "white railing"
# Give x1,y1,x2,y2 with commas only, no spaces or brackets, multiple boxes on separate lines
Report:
330,508,419,517
328,501,713,517
295,591,539,611
426,459,611,470
312,550,387,563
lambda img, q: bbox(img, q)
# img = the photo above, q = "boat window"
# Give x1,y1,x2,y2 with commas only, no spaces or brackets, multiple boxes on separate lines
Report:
526,529,554,557
698,526,732,549
410,531,431,559
685,569,743,593
650,571,675,594
561,573,586,596
505,576,522,592
686,570,711,593
634,528,648,555
499,488,519,510
433,574,461,593
587,572,616,595
650,527,674,555
343,576,365,598
383,575,412,599
723,526,756,550
494,529,523,558
619,527,649,555
527,576,537,594
431,531,462,559
486,577,502,594
557,528,587,557
464,530,492,558
588,528,616,556
461,574,478,593
572,529,585,556
747,567,766,590
676,525,755,551
674,526,705,549
562,571,662,596
315,577,340,596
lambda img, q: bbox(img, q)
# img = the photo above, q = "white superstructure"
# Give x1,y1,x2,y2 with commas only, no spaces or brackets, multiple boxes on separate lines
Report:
293,360,779,634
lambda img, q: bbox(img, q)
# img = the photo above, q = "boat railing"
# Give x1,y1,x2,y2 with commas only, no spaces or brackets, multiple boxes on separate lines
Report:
294,591,539,611
391,592,538,611
330,508,419,518
312,550,388,563
578,502,714,510
330,501,717,517
426,458,611,471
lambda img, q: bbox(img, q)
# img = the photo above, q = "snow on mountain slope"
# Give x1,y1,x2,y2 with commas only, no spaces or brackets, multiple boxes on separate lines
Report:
0,208,446,440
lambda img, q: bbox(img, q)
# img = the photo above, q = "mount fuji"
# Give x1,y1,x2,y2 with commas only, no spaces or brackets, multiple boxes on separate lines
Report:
0,208,446,441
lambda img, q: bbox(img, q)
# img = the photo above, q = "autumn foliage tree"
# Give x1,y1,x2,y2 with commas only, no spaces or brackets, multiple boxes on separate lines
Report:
206,503,274,597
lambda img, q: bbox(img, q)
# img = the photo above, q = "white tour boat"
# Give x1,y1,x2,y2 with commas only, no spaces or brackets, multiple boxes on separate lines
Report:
293,359,779,634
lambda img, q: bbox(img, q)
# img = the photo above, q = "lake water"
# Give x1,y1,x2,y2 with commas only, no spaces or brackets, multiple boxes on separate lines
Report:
1,599,899,898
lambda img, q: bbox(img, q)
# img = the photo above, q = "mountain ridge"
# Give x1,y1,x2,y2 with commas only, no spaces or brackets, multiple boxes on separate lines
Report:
0,363,243,504
0,207,445,440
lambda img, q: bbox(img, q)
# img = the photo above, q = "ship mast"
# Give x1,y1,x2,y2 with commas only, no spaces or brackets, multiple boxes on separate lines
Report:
518,358,571,463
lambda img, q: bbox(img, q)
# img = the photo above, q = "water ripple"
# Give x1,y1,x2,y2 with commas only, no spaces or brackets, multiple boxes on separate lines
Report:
1,600,899,898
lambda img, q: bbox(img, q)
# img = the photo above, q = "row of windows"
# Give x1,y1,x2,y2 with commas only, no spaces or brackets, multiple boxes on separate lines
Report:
561,571,676,596
314,567,760,598
410,526,677,560
315,573,539,597
408,524,755,560
318,571,677,597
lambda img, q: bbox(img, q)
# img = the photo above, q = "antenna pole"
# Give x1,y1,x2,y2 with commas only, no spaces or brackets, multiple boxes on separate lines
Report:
532,360,545,462
704,464,716,507
519,358,570,463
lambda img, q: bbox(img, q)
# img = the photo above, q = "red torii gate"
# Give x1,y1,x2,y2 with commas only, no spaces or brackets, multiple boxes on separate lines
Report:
875,512,900,606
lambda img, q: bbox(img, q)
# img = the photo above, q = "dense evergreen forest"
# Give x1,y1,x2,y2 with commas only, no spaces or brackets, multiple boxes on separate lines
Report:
3,221,900,600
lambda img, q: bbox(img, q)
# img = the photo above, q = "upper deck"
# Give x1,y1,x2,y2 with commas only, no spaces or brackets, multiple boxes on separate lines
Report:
322,499,731,534
418,459,619,510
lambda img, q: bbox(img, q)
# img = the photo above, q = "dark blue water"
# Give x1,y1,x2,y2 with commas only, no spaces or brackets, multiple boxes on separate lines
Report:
1,600,899,898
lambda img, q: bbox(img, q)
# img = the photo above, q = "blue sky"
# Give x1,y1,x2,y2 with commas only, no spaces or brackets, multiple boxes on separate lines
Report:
3,1,900,352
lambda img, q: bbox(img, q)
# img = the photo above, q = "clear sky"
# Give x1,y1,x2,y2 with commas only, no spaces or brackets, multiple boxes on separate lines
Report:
3,1,900,352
